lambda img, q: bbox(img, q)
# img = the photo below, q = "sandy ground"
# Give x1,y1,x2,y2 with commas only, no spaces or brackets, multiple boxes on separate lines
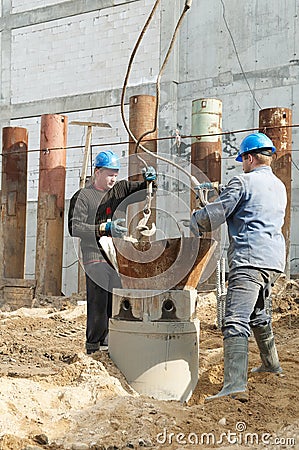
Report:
0,275,298,450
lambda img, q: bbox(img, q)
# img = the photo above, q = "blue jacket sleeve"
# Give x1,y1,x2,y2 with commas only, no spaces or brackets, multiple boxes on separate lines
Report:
192,176,244,233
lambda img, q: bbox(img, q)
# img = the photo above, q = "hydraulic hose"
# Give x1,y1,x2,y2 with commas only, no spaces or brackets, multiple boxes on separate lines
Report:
120,0,199,187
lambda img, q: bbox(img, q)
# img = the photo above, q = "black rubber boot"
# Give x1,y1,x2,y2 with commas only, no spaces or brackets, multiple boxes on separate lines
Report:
205,336,249,402
251,324,282,374
86,342,100,355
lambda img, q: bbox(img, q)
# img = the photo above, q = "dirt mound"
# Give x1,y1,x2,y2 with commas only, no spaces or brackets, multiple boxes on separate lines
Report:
0,276,298,449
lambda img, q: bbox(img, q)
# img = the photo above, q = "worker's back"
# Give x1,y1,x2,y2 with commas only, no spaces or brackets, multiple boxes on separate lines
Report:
227,165,287,271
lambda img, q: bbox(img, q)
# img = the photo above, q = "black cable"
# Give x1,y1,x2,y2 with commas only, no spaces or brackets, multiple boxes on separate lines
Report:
2,123,299,157
292,158,299,172
26,259,79,274
63,259,79,269
134,3,191,156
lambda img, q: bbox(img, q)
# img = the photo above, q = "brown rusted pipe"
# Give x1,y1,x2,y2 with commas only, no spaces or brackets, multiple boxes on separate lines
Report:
191,98,222,209
259,108,292,277
128,95,157,238
35,114,67,295
0,127,28,279
191,99,222,288
128,95,157,178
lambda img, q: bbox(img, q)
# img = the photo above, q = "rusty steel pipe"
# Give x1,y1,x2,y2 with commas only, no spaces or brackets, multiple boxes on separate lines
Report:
0,127,28,279
191,99,223,289
128,95,157,239
35,114,67,295
191,99,222,209
259,108,292,277
128,95,157,180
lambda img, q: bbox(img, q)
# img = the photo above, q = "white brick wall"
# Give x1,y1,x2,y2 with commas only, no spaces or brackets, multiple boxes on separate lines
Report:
12,0,67,14
11,1,160,103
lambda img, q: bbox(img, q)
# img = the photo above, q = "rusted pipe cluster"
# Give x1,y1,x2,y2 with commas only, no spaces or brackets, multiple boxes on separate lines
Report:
0,104,294,301
1,114,67,296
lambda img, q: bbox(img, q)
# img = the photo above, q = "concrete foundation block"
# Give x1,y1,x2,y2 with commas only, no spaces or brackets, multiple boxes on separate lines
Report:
112,288,198,322
109,318,200,402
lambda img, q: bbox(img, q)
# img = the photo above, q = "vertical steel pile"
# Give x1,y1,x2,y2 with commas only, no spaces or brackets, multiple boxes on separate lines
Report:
0,127,28,279
35,114,67,295
191,98,223,287
259,108,292,276
128,95,157,236
191,98,222,210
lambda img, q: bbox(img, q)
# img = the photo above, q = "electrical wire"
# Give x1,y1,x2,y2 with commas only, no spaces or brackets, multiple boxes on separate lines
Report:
220,0,262,110
120,0,161,168
25,258,79,275
292,158,299,172
133,2,191,156
63,259,79,269
1,123,299,157
119,0,200,186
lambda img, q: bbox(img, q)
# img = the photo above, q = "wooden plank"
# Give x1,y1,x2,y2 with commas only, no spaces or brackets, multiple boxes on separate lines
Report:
0,278,36,289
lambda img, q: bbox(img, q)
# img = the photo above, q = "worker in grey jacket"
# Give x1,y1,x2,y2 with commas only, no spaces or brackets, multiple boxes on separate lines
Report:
190,132,287,402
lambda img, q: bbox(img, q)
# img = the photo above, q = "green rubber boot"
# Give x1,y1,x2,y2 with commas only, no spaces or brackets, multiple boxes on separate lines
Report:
205,336,249,402
251,324,282,374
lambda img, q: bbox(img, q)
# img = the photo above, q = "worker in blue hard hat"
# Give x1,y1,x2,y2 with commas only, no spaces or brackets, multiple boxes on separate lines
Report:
68,150,157,355
235,132,276,162
93,150,121,171
190,132,287,402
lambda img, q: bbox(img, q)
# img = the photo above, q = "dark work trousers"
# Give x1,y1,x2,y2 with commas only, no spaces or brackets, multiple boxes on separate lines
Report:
84,261,122,352
222,266,281,340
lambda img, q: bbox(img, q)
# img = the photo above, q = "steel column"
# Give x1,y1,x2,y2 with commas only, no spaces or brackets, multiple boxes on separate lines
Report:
128,95,157,237
35,114,67,295
128,95,157,179
191,99,222,289
191,98,222,208
0,127,28,278
259,108,292,277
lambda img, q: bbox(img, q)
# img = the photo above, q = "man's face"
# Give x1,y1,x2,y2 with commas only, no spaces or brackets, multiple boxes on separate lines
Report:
241,153,252,173
95,168,119,190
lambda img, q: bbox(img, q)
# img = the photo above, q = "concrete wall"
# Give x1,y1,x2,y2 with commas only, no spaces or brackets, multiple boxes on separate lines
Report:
1,0,298,294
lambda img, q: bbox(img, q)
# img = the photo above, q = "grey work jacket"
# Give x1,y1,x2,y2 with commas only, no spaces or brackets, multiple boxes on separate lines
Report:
193,166,287,272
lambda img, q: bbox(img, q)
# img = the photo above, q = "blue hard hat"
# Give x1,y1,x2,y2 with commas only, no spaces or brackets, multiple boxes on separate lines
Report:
94,151,120,170
236,132,276,162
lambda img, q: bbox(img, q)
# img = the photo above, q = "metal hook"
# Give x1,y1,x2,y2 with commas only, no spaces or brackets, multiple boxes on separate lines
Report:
136,208,156,236
140,222,156,237
136,181,156,236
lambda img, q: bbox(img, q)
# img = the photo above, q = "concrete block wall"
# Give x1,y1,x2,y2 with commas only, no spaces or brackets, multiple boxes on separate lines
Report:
1,0,299,295
12,0,67,13
11,7,159,103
